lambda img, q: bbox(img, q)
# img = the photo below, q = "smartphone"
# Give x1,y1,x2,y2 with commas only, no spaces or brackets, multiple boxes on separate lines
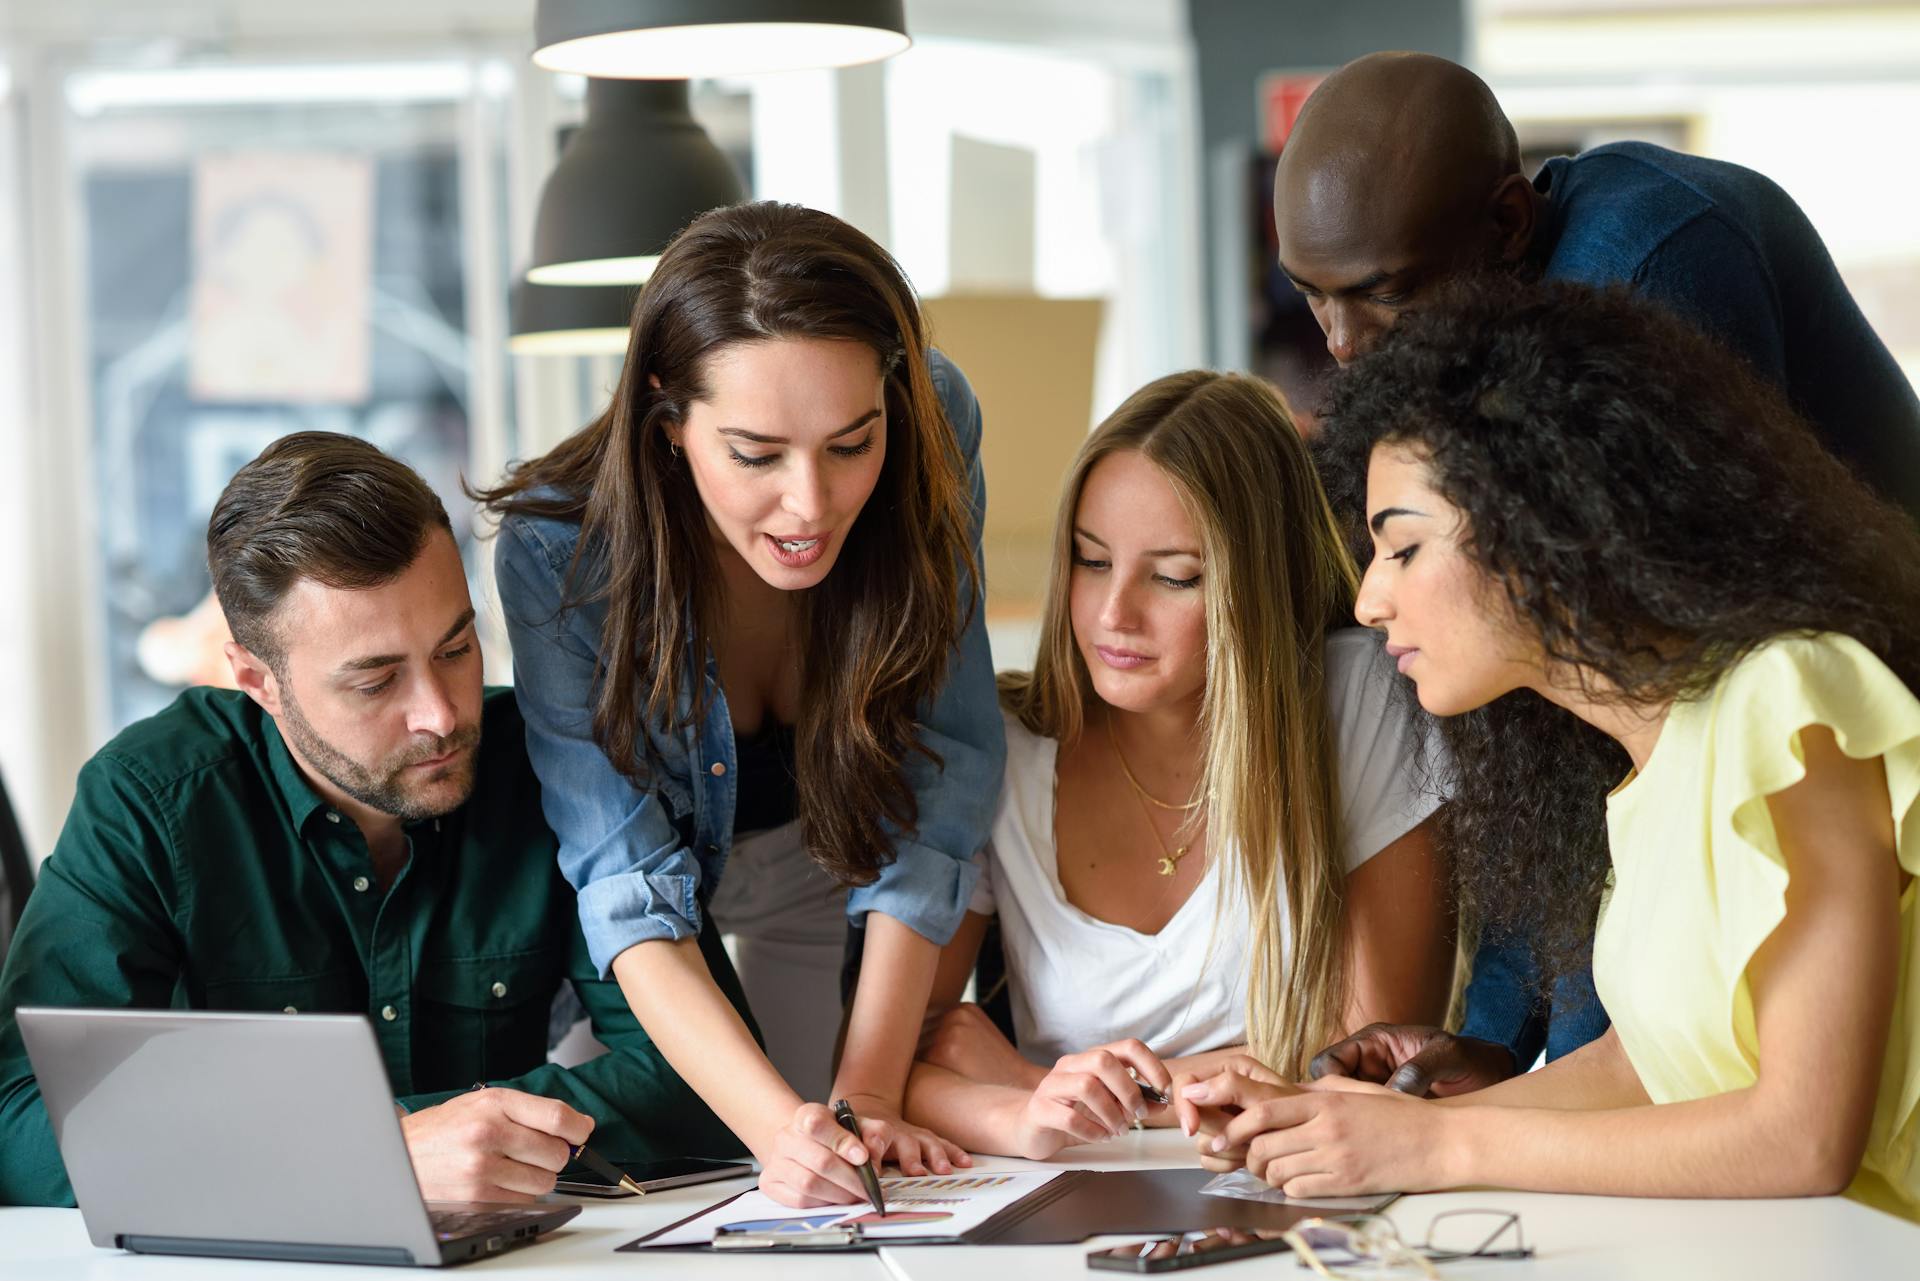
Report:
1086,1228,1293,1273
553,1156,754,1198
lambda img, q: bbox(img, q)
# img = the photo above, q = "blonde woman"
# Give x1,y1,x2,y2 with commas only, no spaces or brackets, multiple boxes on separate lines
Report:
901,372,1454,1160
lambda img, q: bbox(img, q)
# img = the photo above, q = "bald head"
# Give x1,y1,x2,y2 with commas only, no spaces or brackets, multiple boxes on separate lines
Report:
1275,52,1537,365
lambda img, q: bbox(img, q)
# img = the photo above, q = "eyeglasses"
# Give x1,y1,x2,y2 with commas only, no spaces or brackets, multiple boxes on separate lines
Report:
1280,1211,1531,1279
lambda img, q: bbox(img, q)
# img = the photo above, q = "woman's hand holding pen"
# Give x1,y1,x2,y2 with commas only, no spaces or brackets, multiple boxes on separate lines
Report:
755,1094,971,1208
1009,1039,1172,1161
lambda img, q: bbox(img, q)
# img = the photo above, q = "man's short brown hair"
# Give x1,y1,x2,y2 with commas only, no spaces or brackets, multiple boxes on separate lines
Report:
207,432,454,668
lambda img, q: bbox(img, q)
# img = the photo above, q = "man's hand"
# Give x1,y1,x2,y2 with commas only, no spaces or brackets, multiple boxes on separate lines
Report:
1306,1024,1516,1097
921,1003,1046,1090
400,1087,593,1203
1010,1040,1172,1161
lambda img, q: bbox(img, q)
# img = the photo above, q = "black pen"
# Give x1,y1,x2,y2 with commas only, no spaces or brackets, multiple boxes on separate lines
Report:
1130,1068,1171,1107
469,1082,644,1196
831,1098,887,1217
570,1143,647,1197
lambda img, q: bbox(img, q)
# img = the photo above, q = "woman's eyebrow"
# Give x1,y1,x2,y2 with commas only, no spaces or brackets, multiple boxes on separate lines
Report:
1074,527,1198,557
1369,505,1428,534
716,408,881,445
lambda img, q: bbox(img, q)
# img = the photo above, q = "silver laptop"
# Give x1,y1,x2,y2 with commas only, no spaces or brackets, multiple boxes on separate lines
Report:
19,1007,580,1266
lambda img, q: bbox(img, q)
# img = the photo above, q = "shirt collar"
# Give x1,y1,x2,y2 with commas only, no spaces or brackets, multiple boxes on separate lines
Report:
1527,161,1567,274
263,713,335,833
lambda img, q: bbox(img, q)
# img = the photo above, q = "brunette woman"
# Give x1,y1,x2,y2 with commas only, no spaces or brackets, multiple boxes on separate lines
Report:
480,203,1004,1207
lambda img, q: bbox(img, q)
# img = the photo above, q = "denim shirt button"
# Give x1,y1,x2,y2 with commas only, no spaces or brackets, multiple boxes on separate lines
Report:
709,761,727,777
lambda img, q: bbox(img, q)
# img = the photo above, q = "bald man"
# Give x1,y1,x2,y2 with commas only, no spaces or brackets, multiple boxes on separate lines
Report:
1287,51,1920,1098
1277,52,1920,516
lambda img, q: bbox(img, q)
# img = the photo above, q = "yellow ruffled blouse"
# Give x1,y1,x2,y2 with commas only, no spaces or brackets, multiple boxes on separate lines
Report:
1594,633,1920,1220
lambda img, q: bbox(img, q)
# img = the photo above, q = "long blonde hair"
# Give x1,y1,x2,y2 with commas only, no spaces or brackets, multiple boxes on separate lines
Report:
998,371,1358,1075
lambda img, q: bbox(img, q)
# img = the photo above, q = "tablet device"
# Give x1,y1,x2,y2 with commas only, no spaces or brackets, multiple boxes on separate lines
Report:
554,1157,754,1198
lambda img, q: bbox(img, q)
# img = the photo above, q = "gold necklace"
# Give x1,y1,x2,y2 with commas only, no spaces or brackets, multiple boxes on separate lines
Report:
1126,781,1196,877
1107,713,1201,876
1106,712,1203,811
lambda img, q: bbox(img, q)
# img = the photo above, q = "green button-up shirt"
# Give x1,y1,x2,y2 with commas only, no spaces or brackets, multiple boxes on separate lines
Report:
0,687,748,1206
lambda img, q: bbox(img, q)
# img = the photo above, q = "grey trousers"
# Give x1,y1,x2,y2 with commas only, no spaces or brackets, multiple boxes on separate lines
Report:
707,820,848,1103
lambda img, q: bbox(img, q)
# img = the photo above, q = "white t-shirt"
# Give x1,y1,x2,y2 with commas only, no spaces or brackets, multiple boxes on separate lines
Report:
969,628,1441,1065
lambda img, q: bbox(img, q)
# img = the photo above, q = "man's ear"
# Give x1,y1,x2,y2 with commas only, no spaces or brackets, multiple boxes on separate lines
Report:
1486,172,1538,264
225,641,284,716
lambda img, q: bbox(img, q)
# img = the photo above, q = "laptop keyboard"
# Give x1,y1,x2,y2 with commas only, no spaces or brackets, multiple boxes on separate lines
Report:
430,1208,544,1241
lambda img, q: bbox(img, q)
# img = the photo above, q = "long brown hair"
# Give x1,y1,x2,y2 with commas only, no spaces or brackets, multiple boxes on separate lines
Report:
475,202,978,885
1000,371,1358,1075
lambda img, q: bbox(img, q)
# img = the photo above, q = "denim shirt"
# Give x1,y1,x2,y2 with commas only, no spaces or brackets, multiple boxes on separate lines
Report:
1537,141,1920,521
495,350,1006,976
1457,936,1611,1068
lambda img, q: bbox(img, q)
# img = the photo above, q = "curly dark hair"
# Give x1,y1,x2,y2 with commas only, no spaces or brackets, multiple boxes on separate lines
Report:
1312,276,1920,992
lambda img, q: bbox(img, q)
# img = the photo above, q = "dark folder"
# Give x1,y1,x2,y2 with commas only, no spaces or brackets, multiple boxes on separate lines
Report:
618,1167,1397,1252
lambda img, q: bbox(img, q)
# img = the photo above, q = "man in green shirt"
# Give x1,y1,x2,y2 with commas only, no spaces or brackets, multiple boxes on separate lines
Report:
0,432,746,1207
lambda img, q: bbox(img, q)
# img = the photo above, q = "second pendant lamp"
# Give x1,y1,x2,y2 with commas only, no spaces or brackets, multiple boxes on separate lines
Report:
527,77,747,288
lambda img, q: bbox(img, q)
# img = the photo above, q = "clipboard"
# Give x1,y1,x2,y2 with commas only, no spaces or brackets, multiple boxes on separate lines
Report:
616,1168,1398,1252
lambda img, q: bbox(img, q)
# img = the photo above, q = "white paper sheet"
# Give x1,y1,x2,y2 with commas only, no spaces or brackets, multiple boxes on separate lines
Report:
636,1170,1066,1247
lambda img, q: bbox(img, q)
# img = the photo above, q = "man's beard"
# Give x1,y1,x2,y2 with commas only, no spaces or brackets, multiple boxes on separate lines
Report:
277,691,482,822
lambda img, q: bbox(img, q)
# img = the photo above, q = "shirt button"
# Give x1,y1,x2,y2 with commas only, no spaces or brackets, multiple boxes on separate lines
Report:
710,761,727,777
491,981,508,999
352,875,371,893
283,1006,298,1014
325,811,341,824
381,1005,398,1022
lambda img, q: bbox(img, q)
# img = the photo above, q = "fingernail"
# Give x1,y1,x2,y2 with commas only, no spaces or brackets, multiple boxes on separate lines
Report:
1209,1135,1226,1153
1134,1104,1148,1120
846,1145,867,1164
1181,1084,1209,1100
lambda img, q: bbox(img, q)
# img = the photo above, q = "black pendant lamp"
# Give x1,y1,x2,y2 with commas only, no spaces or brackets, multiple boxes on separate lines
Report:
508,280,638,356
534,0,909,79
526,78,747,287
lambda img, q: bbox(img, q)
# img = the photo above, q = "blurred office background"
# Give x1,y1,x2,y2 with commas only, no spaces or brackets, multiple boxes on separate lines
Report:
1,0,1917,868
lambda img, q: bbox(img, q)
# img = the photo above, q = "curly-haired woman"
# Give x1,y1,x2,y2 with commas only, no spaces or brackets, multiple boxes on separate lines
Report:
1180,278,1920,1221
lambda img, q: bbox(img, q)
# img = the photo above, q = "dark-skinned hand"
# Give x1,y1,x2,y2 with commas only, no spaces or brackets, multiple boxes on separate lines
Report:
1306,1023,1516,1098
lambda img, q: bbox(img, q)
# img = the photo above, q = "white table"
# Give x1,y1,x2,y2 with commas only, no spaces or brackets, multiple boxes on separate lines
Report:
5,1130,1917,1278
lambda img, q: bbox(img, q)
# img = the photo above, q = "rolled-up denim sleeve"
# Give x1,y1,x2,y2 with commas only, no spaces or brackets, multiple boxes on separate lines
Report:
1458,935,1550,1068
495,517,703,975
845,351,1007,945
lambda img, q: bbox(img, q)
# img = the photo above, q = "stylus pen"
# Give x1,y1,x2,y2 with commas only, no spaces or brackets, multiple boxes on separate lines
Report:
569,1143,647,1197
469,1081,645,1197
831,1098,888,1217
